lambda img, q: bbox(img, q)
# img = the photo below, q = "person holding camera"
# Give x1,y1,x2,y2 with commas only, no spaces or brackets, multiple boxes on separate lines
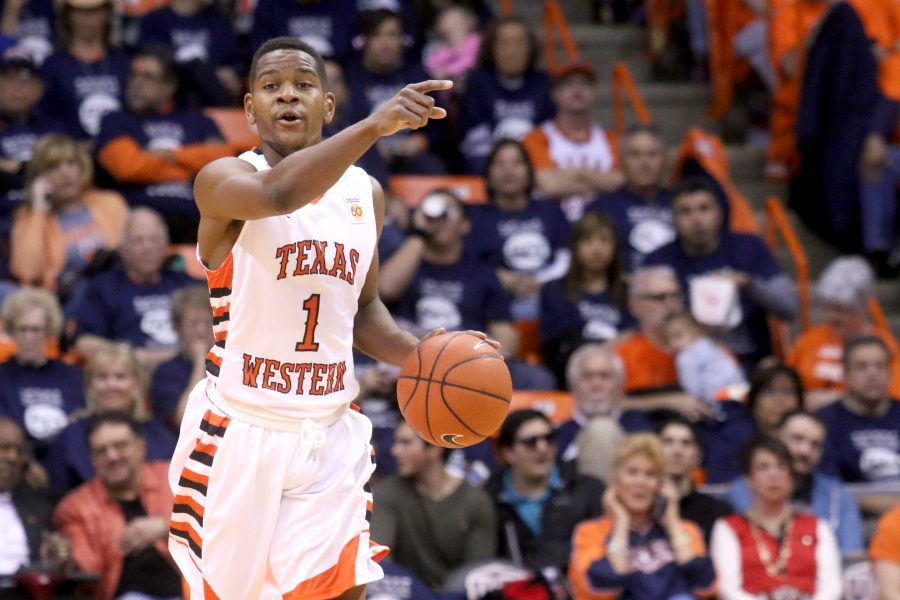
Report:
569,433,715,600
710,436,842,600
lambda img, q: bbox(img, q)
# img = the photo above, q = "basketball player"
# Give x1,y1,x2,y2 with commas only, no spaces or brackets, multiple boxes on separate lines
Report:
167,37,496,600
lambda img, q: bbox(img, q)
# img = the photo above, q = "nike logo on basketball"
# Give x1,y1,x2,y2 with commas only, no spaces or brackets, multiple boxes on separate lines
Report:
472,340,488,350
441,433,464,447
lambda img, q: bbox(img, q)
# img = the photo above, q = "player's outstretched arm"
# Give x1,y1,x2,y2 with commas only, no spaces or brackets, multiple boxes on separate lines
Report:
195,80,452,223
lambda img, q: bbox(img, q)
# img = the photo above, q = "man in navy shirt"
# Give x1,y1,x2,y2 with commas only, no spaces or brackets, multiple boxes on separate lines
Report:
67,207,194,370
644,177,797,369
94,47,243,243
818,335,900,515
586,124,674,271
0,287,84,461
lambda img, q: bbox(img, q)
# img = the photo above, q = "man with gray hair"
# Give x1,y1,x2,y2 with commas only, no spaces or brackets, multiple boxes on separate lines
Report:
789,255,900,410
556,343,652,479
613,265,714,421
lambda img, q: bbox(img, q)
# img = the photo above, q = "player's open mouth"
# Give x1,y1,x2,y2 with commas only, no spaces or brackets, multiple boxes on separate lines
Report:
277,113,303,125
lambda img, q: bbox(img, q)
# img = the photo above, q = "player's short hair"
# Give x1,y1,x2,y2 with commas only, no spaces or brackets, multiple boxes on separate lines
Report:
249,37,328,87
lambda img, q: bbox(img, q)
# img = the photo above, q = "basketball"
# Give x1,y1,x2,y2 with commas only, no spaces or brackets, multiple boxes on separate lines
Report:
398,332,513,448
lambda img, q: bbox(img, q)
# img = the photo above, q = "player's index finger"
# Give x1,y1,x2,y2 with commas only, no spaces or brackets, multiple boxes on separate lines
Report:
407,80,453,94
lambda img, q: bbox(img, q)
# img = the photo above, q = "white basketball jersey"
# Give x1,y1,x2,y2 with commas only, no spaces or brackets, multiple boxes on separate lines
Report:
203,150,376,426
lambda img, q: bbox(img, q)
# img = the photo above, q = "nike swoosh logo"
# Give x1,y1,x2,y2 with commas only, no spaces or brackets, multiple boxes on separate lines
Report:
441,433,465,447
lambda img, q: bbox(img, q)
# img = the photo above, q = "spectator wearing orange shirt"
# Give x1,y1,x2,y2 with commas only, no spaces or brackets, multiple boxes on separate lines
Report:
870,502,900,600
522,59,622,221
788,256,900,411
615,266,714,422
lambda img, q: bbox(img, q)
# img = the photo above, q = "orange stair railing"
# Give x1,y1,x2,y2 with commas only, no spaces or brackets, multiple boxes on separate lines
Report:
764,197,810,332
611,63,653,136
543,0,580,71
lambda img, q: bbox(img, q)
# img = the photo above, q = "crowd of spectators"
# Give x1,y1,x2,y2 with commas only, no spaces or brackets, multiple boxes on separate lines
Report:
0,0,897,598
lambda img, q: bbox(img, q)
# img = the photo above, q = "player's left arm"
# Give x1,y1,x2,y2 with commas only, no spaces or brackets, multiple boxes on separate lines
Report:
353,177,422,366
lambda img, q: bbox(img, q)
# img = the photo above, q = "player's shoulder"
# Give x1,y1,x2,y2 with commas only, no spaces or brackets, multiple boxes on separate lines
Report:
196,155,257,188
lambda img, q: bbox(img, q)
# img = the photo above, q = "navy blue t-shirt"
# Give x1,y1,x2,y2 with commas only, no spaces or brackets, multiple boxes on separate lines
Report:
94,108,222,227
643,232,782,366
0,359,84,449
696,400,758,484
39,50,130,139
137,5,239,69
539,279,634,347
395,260,511,333
817,400,900,483
46,416,176,493
67,266,194,349
250,0,359,61
585,188,674,272
466,200,570,275
4,0,55,64
149,354,192,428
458,68,554,173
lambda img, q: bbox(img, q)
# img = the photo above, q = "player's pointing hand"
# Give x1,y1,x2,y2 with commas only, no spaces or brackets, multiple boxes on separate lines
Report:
368,80,453,138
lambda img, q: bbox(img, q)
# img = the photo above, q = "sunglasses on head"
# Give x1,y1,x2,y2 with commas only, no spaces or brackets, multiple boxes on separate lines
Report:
516,431,556,449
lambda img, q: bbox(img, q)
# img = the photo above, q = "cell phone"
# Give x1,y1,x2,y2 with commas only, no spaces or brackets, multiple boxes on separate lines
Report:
653,496,668,520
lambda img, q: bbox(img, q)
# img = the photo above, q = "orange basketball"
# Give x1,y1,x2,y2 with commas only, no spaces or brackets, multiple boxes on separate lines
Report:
397,332,513,448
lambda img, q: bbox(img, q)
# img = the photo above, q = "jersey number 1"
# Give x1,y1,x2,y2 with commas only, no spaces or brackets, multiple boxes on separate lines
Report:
295,294,320,352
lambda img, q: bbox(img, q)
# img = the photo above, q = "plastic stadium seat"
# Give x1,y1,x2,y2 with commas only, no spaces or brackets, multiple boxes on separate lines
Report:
509,390,574,425
389,175,487,207
203,108,258,149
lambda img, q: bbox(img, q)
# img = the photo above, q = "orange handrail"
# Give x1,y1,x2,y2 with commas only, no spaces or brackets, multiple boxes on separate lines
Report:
500,0,513,15
764,197,810,331
707,0,736,117
611,63,653,135
543,0,579,72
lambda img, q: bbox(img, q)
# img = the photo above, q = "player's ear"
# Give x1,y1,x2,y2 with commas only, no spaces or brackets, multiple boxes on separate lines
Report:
323,91,336,125
244,92,256,126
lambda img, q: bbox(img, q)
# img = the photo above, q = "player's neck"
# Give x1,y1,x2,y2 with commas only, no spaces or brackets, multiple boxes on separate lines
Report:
414,465,460,502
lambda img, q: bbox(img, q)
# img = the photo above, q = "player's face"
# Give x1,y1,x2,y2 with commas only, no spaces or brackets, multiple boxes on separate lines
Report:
571,353,621,418
0,422,26,492
659,424,699,478
844,343,891,404
747,449,793,505
89,363,140,414
779,416,825,476
613,454,661,516
672,191,722,251
245,50,335,161
621,132,665,190
12,306,49,365
89,423,146,489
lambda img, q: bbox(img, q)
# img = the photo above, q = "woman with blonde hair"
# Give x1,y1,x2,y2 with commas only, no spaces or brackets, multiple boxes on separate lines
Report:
10,133,127,294
569,433,716,599
45,344,175,492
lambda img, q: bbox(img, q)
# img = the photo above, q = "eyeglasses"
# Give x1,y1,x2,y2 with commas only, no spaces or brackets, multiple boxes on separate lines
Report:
639,291,682,303
515,431,556,449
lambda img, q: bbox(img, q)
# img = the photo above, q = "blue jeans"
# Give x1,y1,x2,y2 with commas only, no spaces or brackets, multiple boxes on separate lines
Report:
860,145,900,253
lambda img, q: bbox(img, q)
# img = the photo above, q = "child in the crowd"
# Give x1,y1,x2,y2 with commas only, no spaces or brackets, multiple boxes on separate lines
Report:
662,311,749,407
423,5,481,84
